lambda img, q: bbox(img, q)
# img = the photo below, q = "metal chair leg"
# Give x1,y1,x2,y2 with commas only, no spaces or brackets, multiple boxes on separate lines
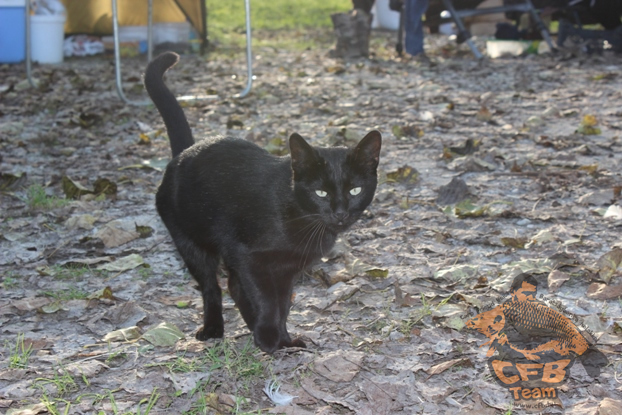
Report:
178,0,253,101
526,0,556,52
25,0,36,87
441,0,483,58
396,4,404,55
112,0,153,106
235,0,253,99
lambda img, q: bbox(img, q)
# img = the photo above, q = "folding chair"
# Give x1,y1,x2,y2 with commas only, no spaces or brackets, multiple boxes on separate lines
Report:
440,0,556,58
111,0,254,105
394,0,556,58
25,0,254,104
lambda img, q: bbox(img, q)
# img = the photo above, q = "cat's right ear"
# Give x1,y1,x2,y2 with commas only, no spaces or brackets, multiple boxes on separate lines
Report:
353,130,382,171
289,133,317,174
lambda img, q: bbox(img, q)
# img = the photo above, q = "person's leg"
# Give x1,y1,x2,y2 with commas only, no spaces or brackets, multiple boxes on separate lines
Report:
404,0,429,56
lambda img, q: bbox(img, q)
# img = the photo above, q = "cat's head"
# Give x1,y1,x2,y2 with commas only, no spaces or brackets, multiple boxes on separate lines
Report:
289,131,382,233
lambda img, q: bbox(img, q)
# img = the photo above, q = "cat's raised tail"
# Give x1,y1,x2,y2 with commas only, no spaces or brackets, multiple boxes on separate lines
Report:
144,52,194,158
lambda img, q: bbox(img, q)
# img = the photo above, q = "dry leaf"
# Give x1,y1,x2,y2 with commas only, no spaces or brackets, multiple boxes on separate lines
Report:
0,172,27,191
476,105,492,122
95,220,140,248
62,176,93,199
93,178,117,196
141,322,185,347
576,114,601,135
548,270,571,292
135,224,153,238
604,205,622,220
426,358,472,375
87,286,115,300
436,177,469,206
595,248,622,284
96,254,145,272
599,398,622,415
386,165,419,186
501,237,528,249
586,283,622,300
102,326,142,342
65,214,97,230
4,403,48,415
313,350,364,382
12,297,51,312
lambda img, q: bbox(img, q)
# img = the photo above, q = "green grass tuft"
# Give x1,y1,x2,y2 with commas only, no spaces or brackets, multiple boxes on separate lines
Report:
42,287,89,301
7,333,33,369
24,184,68,210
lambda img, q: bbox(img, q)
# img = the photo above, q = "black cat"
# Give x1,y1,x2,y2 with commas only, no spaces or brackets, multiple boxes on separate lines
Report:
144,52,382,353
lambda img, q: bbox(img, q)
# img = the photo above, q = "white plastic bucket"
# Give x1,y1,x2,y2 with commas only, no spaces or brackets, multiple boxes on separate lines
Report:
31,14,66,63
372,0,400,31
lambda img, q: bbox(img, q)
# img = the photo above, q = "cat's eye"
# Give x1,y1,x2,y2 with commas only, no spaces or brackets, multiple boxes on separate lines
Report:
315,190,328,198
349,187,362,196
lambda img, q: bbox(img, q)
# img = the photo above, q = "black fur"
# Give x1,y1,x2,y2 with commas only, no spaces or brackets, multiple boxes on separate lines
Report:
144,52,382,353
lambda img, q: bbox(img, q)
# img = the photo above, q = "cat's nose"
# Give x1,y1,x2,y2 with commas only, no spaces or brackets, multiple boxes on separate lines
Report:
333,212,348,224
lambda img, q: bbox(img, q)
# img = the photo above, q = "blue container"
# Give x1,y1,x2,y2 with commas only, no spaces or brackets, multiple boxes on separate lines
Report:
0,0,26,63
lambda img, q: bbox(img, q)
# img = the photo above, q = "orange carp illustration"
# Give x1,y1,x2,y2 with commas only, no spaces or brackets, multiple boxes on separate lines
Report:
467,276,589,361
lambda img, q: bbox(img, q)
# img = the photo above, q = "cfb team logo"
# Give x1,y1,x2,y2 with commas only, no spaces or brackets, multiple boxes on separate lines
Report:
467,274,608,408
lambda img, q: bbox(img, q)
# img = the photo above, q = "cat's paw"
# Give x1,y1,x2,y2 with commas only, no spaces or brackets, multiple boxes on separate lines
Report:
196,324,224,341
254,326,307,353
253,325,281,354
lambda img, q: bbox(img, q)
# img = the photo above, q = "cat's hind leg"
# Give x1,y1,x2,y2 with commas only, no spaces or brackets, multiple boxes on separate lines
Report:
172,237,224,340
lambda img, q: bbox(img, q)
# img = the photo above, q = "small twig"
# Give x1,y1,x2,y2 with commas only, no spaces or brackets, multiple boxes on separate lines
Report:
45,239,69,259
364,316,382,328
359,374,398,400
336,325,357,338
532,197,543,212
103,270,126,283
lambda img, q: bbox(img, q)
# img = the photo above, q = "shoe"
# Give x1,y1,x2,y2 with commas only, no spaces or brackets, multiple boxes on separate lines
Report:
405,52,436,66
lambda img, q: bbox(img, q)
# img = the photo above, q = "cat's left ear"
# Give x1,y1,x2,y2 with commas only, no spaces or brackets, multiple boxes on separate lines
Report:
289,133,317,173
353,130,382,170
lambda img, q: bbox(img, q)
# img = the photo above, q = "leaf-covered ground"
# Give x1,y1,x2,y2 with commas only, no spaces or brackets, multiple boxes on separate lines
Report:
1,31,622,415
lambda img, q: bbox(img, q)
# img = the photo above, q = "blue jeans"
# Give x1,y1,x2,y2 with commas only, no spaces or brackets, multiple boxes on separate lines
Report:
404,0,429,56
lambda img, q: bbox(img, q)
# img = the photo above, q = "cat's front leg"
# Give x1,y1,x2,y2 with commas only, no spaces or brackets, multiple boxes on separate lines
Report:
231,273,304,351
252,272,306,353
230,253,306,353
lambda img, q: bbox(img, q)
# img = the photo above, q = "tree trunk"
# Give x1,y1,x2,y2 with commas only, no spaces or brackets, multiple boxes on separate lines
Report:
331,9,373,59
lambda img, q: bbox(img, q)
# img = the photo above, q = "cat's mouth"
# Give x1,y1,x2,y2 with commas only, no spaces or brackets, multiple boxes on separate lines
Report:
328,215,356,232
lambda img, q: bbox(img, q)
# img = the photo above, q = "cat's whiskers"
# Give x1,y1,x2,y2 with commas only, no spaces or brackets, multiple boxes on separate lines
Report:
299,220,324,269
317,223,327,257
284,213,322,225
291,217,323,237
293,219,321,253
